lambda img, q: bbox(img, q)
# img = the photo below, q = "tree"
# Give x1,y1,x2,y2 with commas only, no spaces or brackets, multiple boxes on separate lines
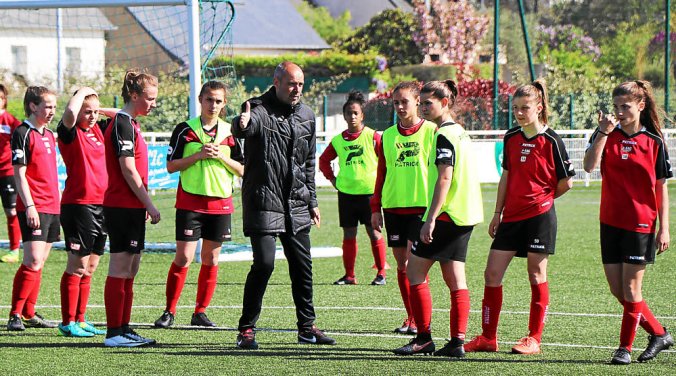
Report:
341,9,422,67
295,1,353,46
412,0,490,64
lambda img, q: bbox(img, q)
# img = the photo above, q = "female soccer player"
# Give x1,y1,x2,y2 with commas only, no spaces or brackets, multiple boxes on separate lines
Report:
583,80,673,365
393,80,482,357
154,80,243,328
102,69,161,347
57,87,108,337
0,84,22,264
319,90,387,286
7,86,59,331
465,79,575,355
371,81,436,334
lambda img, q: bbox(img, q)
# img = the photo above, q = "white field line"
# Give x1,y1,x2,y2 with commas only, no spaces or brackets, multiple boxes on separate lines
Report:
1,304,674,321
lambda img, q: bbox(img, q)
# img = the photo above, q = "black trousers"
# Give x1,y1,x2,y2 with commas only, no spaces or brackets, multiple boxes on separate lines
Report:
238,228,316,331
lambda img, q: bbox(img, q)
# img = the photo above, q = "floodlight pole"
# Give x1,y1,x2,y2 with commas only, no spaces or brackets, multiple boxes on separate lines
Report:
56,8,63,92
492,0,500,130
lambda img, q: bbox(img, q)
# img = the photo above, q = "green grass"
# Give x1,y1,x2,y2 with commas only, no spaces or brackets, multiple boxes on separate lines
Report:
0,185,674,375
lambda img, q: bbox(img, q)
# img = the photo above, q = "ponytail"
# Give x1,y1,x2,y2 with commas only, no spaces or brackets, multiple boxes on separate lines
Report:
121,68,158,104
342,90,366,113
514,79,548,124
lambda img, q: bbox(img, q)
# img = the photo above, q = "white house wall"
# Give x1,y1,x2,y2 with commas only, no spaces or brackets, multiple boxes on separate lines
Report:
0,28,106,87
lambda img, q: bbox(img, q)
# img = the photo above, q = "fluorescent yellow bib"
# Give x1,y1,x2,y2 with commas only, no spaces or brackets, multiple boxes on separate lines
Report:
330,127,378,195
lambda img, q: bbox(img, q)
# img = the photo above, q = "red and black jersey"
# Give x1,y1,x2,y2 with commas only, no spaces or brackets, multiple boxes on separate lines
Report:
0,111,22,177
591,127,672,233
11,121,60,214
167,121,243,214
501,126,575,222
103,112,148,209
57,120,108,205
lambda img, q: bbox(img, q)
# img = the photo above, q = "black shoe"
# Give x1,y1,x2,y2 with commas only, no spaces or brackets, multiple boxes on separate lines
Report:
638,328,674,362
154,310,175,328
7,314,25,331
333,276,357,285
434,337,465,358
298,326,336,345
22,313,56,328
371,275,386,286
393,335,435,355
191,312,217,327
236,328,259,350
610,348,631,365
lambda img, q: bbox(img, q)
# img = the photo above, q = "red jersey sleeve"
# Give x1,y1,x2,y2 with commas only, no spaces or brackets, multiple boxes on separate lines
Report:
318,143,337,181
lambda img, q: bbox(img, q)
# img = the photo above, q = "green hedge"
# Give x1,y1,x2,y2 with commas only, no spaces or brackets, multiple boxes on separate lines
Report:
209,50,378,77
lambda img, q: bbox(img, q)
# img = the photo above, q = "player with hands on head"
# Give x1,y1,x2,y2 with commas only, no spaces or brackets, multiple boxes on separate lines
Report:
583,80,673,365
318,90,388,286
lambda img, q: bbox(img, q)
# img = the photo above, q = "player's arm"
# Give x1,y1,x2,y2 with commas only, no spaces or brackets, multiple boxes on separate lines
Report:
62,87,97,129
554,177,573,198
217,148,244,177
165,123,212,174
370,141,387,232
13,164,39,229
488,170,509,238
318,143,338,188
656,178,670,254
119,156,160,224
584,111,616,172
99,108,120,118
420,163,453,244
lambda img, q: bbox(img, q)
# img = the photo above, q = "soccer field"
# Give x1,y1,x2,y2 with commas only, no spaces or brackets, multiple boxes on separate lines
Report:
0,184,673,375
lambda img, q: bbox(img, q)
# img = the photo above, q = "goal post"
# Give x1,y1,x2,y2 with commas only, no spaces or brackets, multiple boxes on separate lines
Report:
0,0,204,117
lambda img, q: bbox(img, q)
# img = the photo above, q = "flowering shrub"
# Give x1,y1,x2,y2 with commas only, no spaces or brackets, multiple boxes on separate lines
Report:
412,0,489,65
536,25,601,61
648,31,676,54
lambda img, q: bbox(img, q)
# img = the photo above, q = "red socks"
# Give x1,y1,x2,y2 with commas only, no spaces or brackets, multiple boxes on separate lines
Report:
7,214,21,250
165,262,189,314
10,264,39,316
619,301,643,351
451,289,470,340
341,238,358,278
481,285,503,340
122,278,134,326
639,301,666,336
104,276,125,329
528,282,549,342
195,264,218,313
76,275,92,322
397,268,413,320
370,238,387,277
23,268,42,318
60,272,81,325
409,282,432,335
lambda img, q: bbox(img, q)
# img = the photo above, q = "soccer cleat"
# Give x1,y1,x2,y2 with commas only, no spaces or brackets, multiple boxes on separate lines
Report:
154,310,175,328
123,326,156,345
333,276,357,285
59,322,95,337
511,336,541,354
638,328,674,362
22,313,57,328
394,318,417,335
434,337,465,357
298,326,337,345
191,312,217,327
78,321,106,335
610,347,631,365
236,328,259,350
371,275,386,286
7,314,25,331
464,335,499,352
393,335,436,355
0,250,19,263
103,334,146,348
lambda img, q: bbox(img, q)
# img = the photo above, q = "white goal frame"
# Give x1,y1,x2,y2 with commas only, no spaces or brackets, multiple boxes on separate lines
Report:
0,0,202,117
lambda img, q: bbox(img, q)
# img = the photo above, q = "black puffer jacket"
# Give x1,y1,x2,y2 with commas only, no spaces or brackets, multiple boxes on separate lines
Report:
232,87,317,235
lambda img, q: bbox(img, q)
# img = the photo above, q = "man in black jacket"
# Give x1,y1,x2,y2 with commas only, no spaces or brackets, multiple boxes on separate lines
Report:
232,61,336,350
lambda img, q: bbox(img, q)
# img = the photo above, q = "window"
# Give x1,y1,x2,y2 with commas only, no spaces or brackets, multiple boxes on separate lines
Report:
65,47,81,76
11,46,27,77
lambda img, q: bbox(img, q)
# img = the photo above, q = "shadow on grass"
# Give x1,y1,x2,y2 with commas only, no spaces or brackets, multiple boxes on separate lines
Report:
0,342,104,349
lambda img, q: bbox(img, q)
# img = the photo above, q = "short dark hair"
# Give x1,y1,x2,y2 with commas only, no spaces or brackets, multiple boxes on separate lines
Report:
199,80,227,97
23,86,55,117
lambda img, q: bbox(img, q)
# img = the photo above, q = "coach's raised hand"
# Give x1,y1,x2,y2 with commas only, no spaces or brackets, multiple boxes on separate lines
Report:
239,101,251,129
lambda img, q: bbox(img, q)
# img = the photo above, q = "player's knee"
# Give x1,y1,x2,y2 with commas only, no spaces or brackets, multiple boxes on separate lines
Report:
173,254,191,267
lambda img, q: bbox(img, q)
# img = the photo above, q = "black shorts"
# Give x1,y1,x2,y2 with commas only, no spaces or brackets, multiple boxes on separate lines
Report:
338,192,372,228
601,223,656,265
411,219,474,262
175,209,231,242
491,208,557,257
18,211,60,243
0,175,17,209
104,207,145,254
61,204,107,256
383,211,421,248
